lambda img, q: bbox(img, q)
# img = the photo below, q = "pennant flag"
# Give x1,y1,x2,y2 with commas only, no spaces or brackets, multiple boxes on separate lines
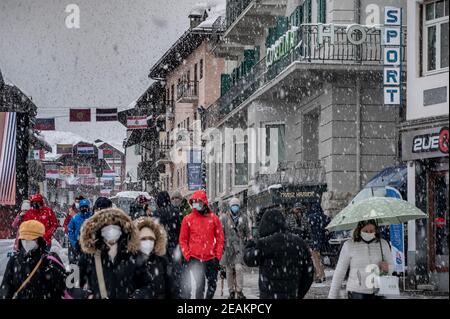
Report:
77,166,92,176
59,166,75,176
45,169,60,179
70,109,91,122
76,144,95,155
96,108,118,121
35,118,55,131
57,144,73,155
39,149,45,160
127,116,148,129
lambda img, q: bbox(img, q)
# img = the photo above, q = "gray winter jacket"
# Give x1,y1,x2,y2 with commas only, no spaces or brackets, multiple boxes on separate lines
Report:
220,211,250,266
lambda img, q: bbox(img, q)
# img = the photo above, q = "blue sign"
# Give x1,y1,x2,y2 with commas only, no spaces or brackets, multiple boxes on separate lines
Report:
187,163,202,191
386,186,405,273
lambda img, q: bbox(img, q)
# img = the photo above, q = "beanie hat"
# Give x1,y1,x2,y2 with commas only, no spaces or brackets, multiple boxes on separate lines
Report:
94,197,113,211
19,220,45,240
229,197,240,207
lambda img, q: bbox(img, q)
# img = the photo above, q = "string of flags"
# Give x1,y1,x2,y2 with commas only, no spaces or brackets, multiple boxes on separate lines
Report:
35,108,153,130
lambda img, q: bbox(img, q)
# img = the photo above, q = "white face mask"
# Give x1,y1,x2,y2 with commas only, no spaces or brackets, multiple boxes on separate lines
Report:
101,225,122,244
75,203,80,209
22,240,38,253
192,203,203,211
361,231,376,242
139,240,155,256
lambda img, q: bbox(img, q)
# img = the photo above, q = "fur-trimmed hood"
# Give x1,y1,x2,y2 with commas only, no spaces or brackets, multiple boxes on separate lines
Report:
133,217,167,257
79,208,140,255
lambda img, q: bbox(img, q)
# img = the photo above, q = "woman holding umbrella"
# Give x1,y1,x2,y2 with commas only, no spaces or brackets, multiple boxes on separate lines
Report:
326,196,427,299
328,219,393,299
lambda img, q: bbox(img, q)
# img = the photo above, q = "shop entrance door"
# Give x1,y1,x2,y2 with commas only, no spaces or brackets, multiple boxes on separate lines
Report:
427,171,449,273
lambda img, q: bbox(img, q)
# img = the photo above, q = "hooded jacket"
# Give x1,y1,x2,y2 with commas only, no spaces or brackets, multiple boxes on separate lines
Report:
179,190,224,262
68,210,93,249
133,217,170,299
0,238,67,299
77,208,152,299
244,209,314,299
220,210,250,266
22,206,58,246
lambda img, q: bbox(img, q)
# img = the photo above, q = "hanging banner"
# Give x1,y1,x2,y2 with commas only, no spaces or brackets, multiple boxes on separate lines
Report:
77,144,95,155
127,116,148,129
0,112,16,205
96,108,118,122
82,177,97,185
57,144,73,155
35,118,55,131
45,169,60,179
102,169,117,177
102,149,114,158
77,166,92,176
59,166,75,176
386,186,405,274
70,109,91,122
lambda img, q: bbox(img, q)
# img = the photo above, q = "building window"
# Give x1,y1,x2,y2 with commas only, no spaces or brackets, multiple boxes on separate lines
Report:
317,0,326,23
234,142,248,186
187,117,190,130
200,59,204,79
265,123,286,168
303,109,320,162
424,0,449,73
177,170,180,187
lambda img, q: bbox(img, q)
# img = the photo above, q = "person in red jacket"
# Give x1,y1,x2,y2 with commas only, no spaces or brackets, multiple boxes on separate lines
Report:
179,190,224,299
22,194,59,247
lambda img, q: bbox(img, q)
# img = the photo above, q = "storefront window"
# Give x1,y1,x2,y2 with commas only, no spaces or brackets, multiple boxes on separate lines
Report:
424,0,449,73
428,170,449,272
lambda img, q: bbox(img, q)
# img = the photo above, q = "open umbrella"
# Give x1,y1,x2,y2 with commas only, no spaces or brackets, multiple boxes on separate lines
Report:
326,197,427,232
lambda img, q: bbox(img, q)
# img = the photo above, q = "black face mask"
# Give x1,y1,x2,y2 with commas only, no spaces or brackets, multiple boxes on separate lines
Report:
80,207,89,213
31,202,40,210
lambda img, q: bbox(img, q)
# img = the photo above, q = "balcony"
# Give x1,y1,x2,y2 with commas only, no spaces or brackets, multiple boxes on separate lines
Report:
205,24,407,128
176,81,198,103
155,144,173,167
224,0,287,45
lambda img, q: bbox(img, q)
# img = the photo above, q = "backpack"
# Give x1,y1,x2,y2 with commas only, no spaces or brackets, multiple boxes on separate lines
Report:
46,254,73,299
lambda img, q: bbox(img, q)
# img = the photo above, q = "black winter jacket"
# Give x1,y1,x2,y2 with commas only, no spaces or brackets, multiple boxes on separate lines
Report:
244,209,314,299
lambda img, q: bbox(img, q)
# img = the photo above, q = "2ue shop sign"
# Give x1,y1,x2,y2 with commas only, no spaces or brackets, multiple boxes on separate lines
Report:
383,7,402,106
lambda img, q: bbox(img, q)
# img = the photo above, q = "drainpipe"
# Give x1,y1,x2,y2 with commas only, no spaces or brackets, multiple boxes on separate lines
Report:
355,76,361,192
354,0,361,24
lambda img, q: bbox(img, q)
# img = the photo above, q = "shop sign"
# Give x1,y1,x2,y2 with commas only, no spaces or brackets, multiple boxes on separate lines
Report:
383,7,402,105
402,126,449,160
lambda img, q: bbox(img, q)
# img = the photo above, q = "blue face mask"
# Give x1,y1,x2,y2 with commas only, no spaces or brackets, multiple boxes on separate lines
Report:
230,205,240,215
193,203,203,211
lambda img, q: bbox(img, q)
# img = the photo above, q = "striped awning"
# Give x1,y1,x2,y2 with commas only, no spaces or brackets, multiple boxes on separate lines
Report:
0,112,16,205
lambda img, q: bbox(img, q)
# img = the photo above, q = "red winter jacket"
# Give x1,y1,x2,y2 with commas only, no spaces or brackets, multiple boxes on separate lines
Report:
179,190,224,262
22,206,59,245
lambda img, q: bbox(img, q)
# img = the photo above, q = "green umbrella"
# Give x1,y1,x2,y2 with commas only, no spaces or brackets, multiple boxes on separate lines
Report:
326,197,427,232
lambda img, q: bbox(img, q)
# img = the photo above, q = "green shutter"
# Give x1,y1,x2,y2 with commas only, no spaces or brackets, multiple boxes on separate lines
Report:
221,74,231,96
304,0,311,23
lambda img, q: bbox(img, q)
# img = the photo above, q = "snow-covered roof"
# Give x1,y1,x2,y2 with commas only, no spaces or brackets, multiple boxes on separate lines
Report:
39,130,91,160
193,0,226,30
